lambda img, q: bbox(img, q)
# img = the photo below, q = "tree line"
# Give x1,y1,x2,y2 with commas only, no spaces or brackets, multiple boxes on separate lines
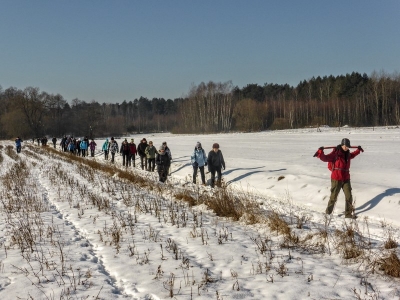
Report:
1,70,399,139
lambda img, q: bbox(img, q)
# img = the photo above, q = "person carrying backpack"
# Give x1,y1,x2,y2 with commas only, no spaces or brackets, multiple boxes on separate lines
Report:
191,141,207,185
315,138,363,219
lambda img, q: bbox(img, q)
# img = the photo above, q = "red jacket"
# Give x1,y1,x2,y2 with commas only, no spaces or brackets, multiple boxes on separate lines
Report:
318,147,360,181
129,143,137,155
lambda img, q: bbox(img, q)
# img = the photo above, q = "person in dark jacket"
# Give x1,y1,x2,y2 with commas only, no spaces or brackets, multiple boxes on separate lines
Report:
191,142,207,185
52,137,57,148
128,139,137,167
156,145,171,183
137,138,148,170
15,137,23,153
207,143,225,188
316,138,363,218
120,139,130,166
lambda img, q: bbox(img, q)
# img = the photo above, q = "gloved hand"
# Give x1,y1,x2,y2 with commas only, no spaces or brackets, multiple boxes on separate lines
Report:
357,146,364,152
313,148,323,157
204,162,207,166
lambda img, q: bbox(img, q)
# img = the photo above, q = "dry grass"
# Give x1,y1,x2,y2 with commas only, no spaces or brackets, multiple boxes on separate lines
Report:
378,252,400,277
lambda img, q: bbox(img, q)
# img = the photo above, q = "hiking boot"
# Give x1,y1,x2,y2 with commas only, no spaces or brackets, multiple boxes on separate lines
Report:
345,214,357,219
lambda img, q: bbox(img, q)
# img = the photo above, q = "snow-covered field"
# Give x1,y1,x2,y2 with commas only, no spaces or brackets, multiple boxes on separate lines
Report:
0,126,399,299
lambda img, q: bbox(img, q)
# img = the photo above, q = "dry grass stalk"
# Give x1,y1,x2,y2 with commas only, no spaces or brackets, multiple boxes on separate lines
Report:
378,252,400,277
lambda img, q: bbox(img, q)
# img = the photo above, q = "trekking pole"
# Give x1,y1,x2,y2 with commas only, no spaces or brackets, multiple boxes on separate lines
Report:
313,146,361,157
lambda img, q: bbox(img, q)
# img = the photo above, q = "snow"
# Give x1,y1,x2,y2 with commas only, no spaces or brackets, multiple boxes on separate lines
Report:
0,126,399,299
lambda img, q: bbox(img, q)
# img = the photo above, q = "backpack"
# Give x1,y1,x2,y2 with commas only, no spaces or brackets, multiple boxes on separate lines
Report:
327,150,338,171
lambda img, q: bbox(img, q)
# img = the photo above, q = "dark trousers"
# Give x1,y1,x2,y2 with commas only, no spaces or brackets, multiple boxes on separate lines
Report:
90,150,95,157
111,152,116,163
158,165,169,182
128,154,135,167
147,158,155,171
193,166,205,184
81,149,86,157
122,153,129,166
104,150,109,160
140,156,147,170
210,167,222,188
326,180,353,216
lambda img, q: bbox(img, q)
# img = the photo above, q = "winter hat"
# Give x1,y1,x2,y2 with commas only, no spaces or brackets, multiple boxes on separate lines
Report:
111,137,114,140
212,143,219,149
196,142,202,148
341,138,351,147
131,138,134,142
159,145,165,151
149,141,153,145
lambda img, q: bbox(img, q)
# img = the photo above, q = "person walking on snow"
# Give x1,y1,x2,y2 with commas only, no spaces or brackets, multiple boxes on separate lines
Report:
156,145,171,183
80,138,88,157
128,139,137,167
102,138,110,160
207,143,225,188
145,141,158,171
162,141,172,174
52,137,57,148
315,138,363,219
15,137,23,153
120,139,130,166
137,138,148,170
89,139,97,157
110,137,119,163
191,142,207,185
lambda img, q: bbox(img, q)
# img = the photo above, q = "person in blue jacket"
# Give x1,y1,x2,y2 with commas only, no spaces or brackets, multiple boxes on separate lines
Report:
191,141,207,185
80,138,88,157
15,137,23,153
102,138,110,160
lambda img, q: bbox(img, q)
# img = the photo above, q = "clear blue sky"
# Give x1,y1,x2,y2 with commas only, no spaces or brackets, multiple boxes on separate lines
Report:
1,0,399,103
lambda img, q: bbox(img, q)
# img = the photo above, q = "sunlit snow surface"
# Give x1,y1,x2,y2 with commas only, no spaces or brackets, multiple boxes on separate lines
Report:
0,126,399,299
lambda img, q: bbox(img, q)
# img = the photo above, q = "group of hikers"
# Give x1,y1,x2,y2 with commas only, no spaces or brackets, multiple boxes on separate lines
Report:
58,136,97,157
14,134,364,218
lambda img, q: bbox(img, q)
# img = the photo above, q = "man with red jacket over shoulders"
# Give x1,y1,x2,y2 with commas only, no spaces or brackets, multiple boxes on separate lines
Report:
316,138,363,219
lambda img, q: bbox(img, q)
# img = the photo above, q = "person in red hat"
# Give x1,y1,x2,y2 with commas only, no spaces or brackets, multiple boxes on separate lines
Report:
315,138,363,218
207,143,225,188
